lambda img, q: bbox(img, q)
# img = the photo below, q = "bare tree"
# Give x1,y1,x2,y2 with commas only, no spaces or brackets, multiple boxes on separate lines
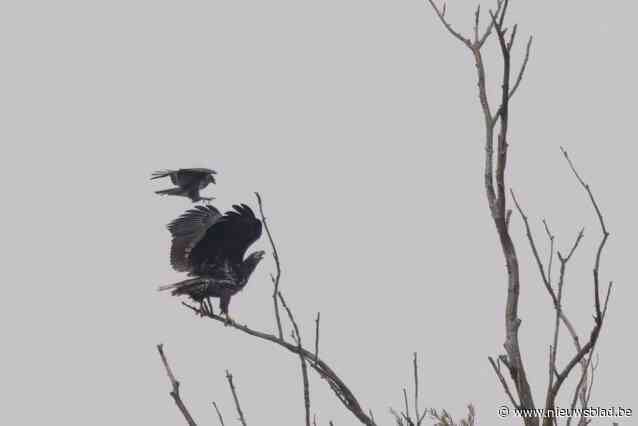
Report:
155,1,615,425
426,1,613,425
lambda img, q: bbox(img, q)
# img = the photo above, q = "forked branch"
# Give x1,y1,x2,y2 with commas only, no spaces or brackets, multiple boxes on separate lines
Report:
182,301,375,426
428,1,539,425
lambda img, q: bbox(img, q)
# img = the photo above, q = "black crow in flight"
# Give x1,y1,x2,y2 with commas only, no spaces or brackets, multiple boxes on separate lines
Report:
158,204,264,319
151,168,217,202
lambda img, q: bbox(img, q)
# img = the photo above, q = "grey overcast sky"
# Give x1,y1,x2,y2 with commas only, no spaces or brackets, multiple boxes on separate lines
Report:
1,0,636,424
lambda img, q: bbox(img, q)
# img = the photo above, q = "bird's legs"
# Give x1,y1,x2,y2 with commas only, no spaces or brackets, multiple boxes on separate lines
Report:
199,298,215,316
223,313,233,326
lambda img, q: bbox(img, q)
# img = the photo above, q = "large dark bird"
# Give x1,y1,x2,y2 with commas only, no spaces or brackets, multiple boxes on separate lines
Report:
151,168,217,202
158,203,264,318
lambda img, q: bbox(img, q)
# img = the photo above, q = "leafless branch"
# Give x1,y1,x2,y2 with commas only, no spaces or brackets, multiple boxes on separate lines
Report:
488,356,519,410
314,312,321,364
567,353,598,426
257,192,312,425
427,0,472,47
560,147,610,318
156,344,197,426
278,291,312,426
510,188,593,412
508,36,533,101
541,219,555,284
430,1,540,423
536,149,614,426
413,353,420,424
478,1,503,47
473,5,481,45
510,149,613,425
225,370,247,426
510,190,554,299
181,301,375,425
401,388,412,423
255,192,284,340
581,356,599,422
212,402,225,426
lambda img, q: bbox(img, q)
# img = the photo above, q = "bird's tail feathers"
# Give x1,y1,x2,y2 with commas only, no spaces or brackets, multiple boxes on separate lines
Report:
150,170,175,180
157,277,210,295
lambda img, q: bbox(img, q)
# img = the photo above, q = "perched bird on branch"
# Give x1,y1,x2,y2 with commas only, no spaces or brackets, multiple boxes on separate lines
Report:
151,168,217,202
158,203,264,319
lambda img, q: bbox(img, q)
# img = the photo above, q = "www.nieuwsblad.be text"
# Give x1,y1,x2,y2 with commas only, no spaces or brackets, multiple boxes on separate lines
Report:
498,405,632,419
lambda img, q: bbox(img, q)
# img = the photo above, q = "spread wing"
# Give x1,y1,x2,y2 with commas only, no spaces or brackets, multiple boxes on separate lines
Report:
190,204,263,267
167,205,224,272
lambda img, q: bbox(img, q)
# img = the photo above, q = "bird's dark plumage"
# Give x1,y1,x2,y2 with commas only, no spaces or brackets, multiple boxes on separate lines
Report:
158,203,264,315
151,168,217,202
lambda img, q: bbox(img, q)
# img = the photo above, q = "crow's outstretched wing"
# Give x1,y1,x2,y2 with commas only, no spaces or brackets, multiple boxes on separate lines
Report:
167,205,224,272
190,204,262,267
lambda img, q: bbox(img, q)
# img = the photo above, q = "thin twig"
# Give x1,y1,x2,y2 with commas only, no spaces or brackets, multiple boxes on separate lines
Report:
212,402,225,426
314,312,321,364
427,0,471,47
548,228,584,399
413,353,420,425
473,5,481,44
542,219,554,284
508,36,533,101
278,291,311,426
560,147,610,318
157,344,197,426
255,192,284,340
225,370,247,426
254,193,369,424
510,190,554,300
488,356,519,410
478,0,503,48
181,302,375,426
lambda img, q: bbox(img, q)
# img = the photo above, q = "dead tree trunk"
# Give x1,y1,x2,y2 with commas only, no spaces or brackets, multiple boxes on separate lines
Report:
427,1,613,425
